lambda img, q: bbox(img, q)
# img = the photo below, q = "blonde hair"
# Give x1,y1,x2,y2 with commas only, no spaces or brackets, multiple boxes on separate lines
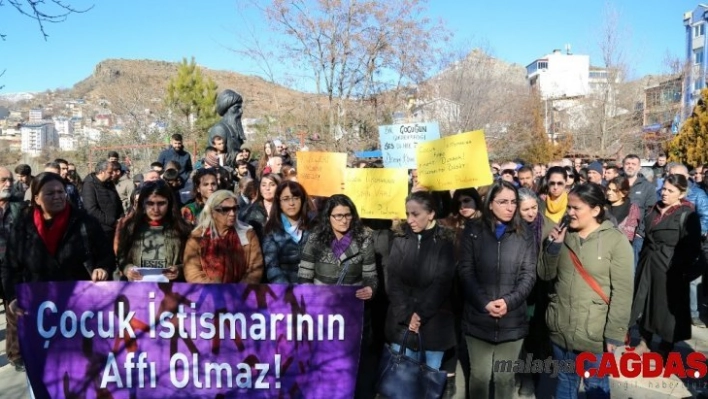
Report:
194,190,240,237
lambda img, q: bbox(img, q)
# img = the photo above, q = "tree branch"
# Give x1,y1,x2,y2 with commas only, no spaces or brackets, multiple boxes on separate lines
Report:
3,0,93,40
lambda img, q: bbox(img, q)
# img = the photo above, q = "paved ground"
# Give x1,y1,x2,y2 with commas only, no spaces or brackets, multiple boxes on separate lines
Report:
3,302,708,399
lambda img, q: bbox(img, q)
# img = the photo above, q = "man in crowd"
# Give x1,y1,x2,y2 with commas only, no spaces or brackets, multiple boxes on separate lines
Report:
604,165,620,182
574,158,583,172
517,166,535,190
0,166,24,371
107,151,120,163
12,164,32,201
500,169,516,184
652,153,667,180
150,162,164,175
54,158,83,210
586,161,604,185
82,160,123,241
157,133,193,185
234,160,252,183
624,154,657,270
273,139,293,166
115,165,134,212
268,155,284,175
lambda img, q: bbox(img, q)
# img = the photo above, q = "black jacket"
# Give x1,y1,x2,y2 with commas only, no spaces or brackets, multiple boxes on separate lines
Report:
385,223,456,351
81,173,123,237
459,219,536,343
1,206,116,301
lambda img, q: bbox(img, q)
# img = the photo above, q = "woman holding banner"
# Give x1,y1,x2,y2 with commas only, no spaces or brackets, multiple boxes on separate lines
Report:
181,169,218,225
383,191,457,394
459,180,536,399
297,194,377,398
240,173,281,244
116,180,191,282
183,190,263,284
262,181,314,284
1,172,115,384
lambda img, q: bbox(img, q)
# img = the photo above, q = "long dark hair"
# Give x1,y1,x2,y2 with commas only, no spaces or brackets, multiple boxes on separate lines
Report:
311,194,367,246
30,172,67,209
255,173,282,203
451,187,482,218
569,183,608,224
481,180,525,235
263,180,313,235
191,169,218,205
117,180,191,263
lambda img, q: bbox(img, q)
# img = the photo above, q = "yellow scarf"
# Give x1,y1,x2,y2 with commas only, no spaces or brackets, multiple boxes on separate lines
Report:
545,191,568,223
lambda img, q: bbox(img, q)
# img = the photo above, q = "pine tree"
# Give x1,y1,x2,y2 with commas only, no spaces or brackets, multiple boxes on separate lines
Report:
518,91,572,164
666,88,708,167
165,57,219,140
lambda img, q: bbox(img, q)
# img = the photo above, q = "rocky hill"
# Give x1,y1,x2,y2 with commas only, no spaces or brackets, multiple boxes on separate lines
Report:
70,58,320,118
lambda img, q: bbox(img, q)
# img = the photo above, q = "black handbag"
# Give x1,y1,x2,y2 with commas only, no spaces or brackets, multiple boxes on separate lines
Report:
376,330,447,399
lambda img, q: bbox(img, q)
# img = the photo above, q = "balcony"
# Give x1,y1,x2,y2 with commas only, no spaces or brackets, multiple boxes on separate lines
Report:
526,60,548,76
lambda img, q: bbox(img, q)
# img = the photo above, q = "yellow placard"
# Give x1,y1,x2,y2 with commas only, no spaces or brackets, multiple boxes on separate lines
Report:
416,130,494,190
344,168,408,219
296,151,347,197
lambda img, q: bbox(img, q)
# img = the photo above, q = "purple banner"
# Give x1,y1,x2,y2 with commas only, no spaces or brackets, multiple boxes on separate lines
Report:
16,282,364,399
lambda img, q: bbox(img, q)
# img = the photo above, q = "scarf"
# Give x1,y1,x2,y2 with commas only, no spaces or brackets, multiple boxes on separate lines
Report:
495,222,508,240
331,230,353,259
281,214,302,243
529,214,543,248
34,204,71,256
200,227,247,283
545,191,568,223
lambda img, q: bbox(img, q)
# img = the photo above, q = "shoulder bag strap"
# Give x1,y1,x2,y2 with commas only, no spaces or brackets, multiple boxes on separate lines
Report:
567,246,610,305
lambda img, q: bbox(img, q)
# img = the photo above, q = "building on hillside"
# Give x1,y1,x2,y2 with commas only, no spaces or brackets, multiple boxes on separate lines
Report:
82,127,102,143
410,97,462,134
54,116,74,136
526,48,615,141
28,108,43,124
684,5,708,121
59,135,76,151
21,122,57,156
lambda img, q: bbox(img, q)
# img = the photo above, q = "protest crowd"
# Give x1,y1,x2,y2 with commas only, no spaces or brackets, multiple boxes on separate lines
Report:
1,129,708,399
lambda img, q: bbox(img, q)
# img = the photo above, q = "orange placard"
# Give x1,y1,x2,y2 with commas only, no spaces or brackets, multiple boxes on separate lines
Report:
296,151,347,197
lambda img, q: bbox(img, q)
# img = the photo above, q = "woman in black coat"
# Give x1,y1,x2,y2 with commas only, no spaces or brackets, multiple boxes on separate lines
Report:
631,174,703,358
385,191,456,372
459,180,536,399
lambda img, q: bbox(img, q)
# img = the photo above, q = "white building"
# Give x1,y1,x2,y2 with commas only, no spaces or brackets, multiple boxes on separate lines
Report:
59,135,76,151
526,49,593,100
29,108,43,124
54,116,74,136
21,123,57,156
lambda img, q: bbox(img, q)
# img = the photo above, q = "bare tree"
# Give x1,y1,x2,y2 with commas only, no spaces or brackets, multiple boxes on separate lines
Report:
244,0,449,148
1,0,93,40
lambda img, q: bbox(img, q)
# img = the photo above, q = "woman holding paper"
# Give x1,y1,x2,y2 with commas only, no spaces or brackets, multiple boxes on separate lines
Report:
116,180,191,282
183,190,263,284
262,181,314,284
181,169,218,225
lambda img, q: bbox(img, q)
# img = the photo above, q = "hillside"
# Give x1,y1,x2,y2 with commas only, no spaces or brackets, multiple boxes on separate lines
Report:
70,58,321,118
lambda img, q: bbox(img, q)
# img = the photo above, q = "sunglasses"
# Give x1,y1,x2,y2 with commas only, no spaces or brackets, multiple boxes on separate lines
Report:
214,206,238,214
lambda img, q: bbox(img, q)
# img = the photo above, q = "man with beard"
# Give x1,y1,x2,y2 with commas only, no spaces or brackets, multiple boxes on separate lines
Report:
0,166,25,371
157,134,193,186
54,158,83,210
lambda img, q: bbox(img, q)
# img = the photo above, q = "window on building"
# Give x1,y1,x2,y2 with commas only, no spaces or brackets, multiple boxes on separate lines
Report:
537,61,548,70
696,49,704,65
696,24,706,37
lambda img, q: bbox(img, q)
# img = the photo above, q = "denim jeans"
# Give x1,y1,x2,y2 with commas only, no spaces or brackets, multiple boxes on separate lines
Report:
691,276,702,318
552,343,610,399
389,343,444,369
632,236,644,272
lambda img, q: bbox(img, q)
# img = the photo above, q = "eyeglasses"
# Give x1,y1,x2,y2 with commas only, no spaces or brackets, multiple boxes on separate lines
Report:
548,181,565,187
144,200,168,207
493,199,517,207
330,213,353,221
214,206,238,214
280,196,301,203
0,177,13,184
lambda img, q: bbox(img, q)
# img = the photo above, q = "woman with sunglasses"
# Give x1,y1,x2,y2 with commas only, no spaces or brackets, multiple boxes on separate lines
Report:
543,166,569,223
181,169,218,225
262,181,314,284
184,190,263,283
116,181,191,282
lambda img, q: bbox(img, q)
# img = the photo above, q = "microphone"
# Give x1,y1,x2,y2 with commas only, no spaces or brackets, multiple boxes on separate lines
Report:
548,214,571,243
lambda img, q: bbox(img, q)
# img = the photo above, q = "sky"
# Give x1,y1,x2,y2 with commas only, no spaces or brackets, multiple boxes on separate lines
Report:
0,0,702,93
